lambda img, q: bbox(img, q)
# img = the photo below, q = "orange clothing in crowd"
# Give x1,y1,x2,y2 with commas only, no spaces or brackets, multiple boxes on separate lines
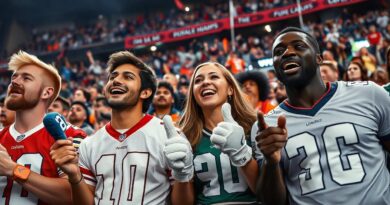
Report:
256,100,276,114
226,57,245,74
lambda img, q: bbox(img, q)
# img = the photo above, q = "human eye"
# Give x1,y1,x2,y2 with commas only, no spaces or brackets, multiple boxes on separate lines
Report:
295,42,306,49
125,74,134,80
194,77,202,84
24,76,32,81
274,47,285,56
108,73,117,81
210,74,220,80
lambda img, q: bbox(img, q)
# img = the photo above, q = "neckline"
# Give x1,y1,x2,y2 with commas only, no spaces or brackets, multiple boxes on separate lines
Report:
279,82,338,117
105,114,153,142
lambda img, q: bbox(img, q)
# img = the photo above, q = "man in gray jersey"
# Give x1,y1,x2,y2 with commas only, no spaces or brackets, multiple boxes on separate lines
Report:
252,27,390,205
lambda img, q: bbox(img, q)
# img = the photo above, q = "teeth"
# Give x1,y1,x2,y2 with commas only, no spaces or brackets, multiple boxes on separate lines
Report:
201,89,216,97
284,62,300,70
286,62,299,67
110,88,126,94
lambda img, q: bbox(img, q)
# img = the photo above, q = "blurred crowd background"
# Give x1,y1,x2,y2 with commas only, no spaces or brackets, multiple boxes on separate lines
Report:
0,0,389,133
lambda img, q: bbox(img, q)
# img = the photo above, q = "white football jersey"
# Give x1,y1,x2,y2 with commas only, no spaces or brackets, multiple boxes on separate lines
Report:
79,115,171,205
251,81,390,204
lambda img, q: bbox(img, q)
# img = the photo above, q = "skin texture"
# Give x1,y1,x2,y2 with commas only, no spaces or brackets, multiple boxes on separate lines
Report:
256,31,326,205
1,64,72,205
50,63,159,205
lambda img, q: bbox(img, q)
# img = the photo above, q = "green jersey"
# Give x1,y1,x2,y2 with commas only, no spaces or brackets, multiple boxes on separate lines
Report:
193,129,257,205
384,83,390,95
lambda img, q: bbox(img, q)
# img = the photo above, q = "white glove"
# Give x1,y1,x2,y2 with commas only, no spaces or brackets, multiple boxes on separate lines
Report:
211,103,252,167
163,115,194,182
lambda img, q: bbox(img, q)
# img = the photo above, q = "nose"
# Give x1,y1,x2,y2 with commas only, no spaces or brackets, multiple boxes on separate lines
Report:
282,45,297,58
201,77,212,86
112,78,123,86
11,76,22,86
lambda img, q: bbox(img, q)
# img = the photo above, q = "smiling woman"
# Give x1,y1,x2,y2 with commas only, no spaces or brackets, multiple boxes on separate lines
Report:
172,61,260,205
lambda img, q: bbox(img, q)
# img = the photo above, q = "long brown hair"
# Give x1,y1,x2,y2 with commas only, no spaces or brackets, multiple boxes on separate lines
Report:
179,62,256,147
344,61,369,81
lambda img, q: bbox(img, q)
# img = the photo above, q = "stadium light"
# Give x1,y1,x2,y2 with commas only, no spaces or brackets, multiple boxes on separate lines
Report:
265,25,272,33
185,6,190,12
150,45,157,52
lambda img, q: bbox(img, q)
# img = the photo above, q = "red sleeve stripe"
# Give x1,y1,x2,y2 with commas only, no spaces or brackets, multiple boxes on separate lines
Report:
84,176,97,183
80,167,94,177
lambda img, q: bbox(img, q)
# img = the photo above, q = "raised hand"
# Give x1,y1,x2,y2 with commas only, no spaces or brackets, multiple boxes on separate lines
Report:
163,115,193,182
210,103,252,167
50,138,80,181
255,112,287,165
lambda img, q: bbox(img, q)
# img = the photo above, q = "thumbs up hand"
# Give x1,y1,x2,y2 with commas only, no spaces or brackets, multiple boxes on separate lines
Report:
210,103,252,167
255,111,287,165
163,115,194,182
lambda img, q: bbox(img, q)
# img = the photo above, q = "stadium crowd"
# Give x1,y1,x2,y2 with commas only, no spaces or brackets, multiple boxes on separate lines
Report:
0,1,389,204
0,5,389,133
18,0,301,54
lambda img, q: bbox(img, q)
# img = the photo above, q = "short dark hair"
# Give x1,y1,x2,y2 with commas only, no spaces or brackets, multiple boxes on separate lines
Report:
157,81,175,97
107,51,157,113
56,96,71,111
71,101,90,123
273,27,320,54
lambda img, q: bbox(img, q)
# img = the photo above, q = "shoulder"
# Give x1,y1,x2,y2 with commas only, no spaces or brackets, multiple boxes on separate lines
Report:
336,80,376,91
143,115,166,131
0,126,10,136
335,81,385,98
80,126,106,147
383,83,390,94
65,125,88,139
136,115,168,141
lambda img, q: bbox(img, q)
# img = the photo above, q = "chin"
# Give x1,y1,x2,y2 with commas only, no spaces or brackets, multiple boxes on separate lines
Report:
199,100,224,110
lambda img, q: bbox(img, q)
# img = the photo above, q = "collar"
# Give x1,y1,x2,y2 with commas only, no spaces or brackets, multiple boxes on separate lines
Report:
279,82,338,117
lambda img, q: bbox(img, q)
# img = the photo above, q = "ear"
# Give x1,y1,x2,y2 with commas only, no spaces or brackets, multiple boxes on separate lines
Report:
140,89,152,100
316,54,323,65
227,86,233,96
41,87,54,100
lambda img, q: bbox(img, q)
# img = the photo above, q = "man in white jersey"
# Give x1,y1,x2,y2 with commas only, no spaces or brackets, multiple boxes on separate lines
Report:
50,51,186,204
252,27,390,205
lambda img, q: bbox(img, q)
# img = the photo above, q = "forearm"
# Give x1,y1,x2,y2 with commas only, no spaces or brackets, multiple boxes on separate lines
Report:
256,161,287,205
68,172,95,205
16,172,72,205
240,158,258,193
171,181,194,205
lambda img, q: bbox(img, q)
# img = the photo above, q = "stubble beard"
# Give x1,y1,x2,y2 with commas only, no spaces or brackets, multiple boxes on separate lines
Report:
107,90,140,111
5,90,41,111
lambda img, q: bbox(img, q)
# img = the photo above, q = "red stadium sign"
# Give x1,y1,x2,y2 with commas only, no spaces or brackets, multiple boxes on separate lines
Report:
124,0,367,49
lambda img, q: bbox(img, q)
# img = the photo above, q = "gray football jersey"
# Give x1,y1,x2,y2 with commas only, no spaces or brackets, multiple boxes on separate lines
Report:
251,81,390,205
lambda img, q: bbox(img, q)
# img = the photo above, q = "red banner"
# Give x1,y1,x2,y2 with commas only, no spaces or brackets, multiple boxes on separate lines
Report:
125,0,367,49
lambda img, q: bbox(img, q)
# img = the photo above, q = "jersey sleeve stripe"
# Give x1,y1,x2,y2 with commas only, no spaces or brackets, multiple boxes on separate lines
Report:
84,175,97,183
80,166,95,178
83,177,97,186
